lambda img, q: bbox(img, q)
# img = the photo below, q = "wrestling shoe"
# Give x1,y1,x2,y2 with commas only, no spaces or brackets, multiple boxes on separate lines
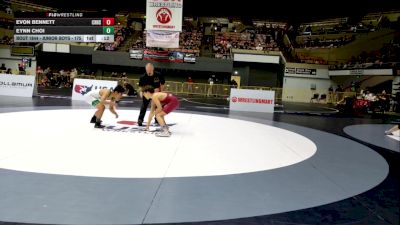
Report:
385,130,392,135
155,130,171,137
94,123,105,128
90,116,102,124
138,120,143,126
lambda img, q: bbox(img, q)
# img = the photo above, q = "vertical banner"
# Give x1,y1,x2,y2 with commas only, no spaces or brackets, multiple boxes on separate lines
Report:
146,0,183,32
146,31,180,48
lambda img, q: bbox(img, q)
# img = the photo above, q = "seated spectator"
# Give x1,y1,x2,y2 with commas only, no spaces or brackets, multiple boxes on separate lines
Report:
18,64,25,72
6,6,12,14
230,79,238,88
59,69,68,76
6,68,12,74
0,64,6,71
331,41,400,69
363,91,377,101
41,76,50,87
36,66,43,75
70,68,77,82
123,81,137,96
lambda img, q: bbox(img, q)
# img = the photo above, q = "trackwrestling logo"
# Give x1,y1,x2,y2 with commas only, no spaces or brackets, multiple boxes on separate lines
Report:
74,84,93,95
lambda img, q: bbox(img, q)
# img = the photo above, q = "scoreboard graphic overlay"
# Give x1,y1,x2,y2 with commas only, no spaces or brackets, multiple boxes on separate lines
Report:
14,12,115,43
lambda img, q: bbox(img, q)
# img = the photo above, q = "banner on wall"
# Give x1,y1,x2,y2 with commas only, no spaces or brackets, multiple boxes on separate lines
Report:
129,49,144,59
146,31,180,48
141,49,195,63
285,67,317,75
229,88,275,113
0,74,35,97
183,53,196,63
72,78,118,101
143,49,170,62
146,0,183,32
329,69,393,76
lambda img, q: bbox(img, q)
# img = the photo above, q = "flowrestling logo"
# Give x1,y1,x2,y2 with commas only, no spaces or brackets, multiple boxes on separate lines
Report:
0,81,33,88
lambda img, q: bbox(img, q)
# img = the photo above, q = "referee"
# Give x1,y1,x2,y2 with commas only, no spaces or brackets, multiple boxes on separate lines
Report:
138,63,165,126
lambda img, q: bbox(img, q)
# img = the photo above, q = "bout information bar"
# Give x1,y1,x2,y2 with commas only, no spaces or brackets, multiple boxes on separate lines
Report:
14,35,114,43
14,12,115,43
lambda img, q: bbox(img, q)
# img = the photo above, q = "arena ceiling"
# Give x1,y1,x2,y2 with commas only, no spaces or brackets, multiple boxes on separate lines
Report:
24,0,400,22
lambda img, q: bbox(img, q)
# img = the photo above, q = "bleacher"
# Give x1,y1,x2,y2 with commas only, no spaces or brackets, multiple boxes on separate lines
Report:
0,3,14,46
138,28,202,56
295,53,328,65
298,17,349,36
330,38,400,70
295,16,376,49
213,29,282,59
296,34,355,48
169,29,202,56
361,12,383,27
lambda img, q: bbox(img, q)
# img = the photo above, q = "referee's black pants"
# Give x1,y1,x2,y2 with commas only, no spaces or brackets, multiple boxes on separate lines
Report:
138,96,158,124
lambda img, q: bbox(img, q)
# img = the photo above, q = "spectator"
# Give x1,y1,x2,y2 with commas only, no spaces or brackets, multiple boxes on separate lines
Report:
70,68,77,83
207,75,215,97
6,68,12,74
36,66,43,75
41,76,50,87
187,76,193,94
121,72,127,79
328,86,334,103
0,64,6,71
18,64,25,72
230,79,238,88
5,6,12,14
59,69,67,76
335,85,344,102
123,81,137,97
336,85,343,92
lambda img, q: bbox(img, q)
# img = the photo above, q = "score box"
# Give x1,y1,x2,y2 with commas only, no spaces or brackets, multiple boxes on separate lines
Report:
96,35,114,42
102,26,114,34
102,18,115,26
